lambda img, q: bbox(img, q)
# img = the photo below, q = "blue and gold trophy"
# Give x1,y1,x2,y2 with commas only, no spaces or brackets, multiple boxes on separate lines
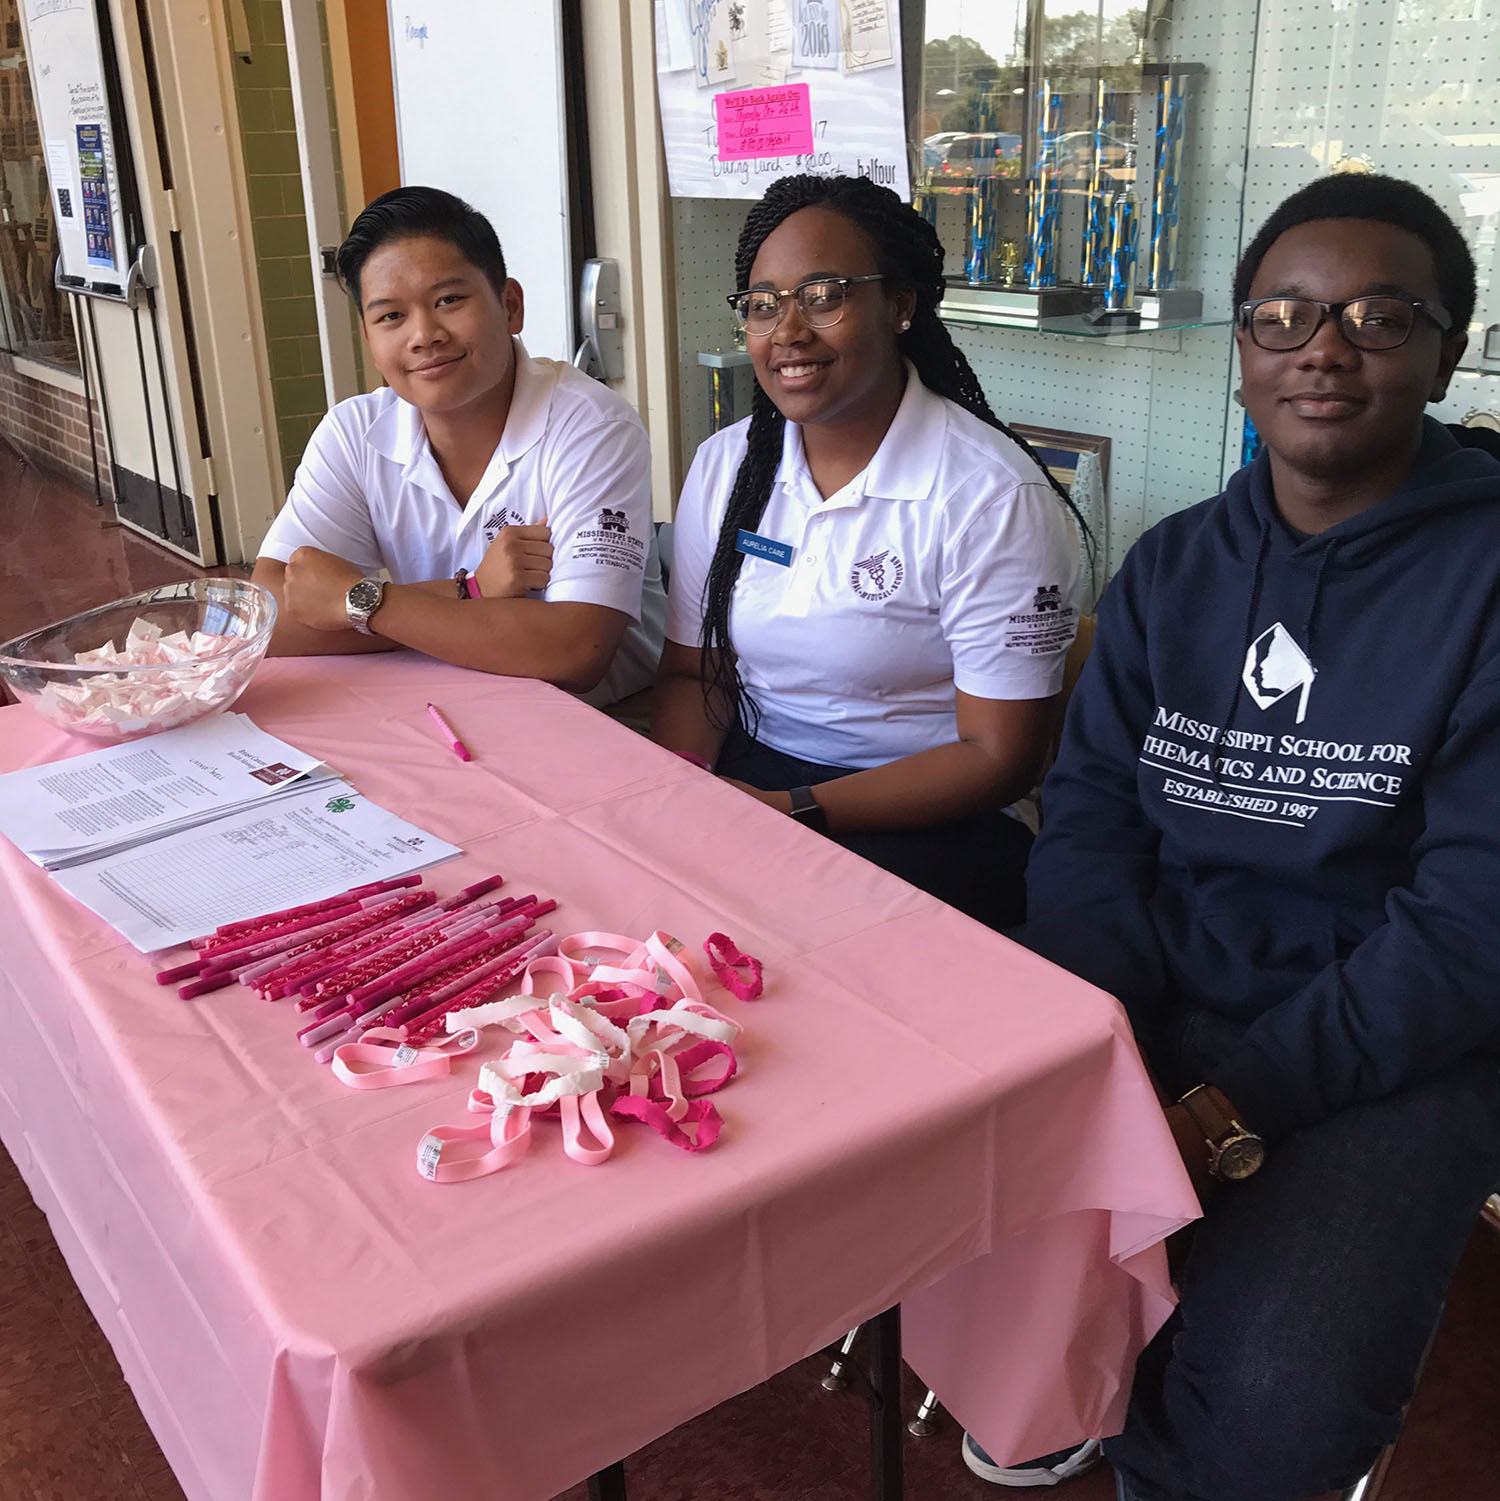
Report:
1137,67,1203,322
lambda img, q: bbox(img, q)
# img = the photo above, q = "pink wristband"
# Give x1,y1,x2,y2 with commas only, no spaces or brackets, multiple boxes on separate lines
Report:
703,933,765,1001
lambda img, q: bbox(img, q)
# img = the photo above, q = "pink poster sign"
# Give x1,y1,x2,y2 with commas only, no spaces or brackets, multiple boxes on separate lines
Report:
714,83,815,162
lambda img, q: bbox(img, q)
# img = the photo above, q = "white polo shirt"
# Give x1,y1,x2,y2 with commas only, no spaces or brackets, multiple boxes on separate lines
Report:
665,369,1080,768
258,339,665,707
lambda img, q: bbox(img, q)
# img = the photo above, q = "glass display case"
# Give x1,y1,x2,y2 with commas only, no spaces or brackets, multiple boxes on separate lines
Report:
669,0,1500,572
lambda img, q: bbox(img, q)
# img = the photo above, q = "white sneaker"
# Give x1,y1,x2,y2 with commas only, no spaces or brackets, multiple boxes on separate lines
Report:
961,1433,1103,1487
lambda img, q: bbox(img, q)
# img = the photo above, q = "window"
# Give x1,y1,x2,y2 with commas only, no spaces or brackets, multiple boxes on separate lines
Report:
0,12,81,374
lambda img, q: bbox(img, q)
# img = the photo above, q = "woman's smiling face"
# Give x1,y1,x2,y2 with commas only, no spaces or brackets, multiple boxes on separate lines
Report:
745,205,913,431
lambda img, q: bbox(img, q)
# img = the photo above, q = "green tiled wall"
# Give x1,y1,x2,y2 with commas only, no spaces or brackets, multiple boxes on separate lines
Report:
226,0,345,492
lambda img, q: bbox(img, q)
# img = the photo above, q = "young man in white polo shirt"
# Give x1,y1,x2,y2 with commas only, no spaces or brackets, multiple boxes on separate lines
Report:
252,187,664,707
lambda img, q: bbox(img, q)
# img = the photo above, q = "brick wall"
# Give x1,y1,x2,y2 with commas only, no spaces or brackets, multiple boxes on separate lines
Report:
0,351,112,499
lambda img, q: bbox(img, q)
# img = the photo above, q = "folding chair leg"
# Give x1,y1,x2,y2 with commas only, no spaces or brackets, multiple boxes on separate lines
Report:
822,1325,863,1391
907,1388,941,1436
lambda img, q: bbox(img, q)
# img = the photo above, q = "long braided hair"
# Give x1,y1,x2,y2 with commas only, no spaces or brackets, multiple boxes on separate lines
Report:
700,173,1091,736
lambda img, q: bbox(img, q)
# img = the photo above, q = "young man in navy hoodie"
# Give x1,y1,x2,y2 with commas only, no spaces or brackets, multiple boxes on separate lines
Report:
964,176,1500,1498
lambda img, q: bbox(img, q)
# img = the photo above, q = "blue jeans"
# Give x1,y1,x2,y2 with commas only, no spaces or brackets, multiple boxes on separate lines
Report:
1107,1010,1500,1501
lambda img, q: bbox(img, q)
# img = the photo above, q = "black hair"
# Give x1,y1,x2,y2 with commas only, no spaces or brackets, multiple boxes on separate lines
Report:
335,186,509,309
1233,174,1475,333
700,172,1089,737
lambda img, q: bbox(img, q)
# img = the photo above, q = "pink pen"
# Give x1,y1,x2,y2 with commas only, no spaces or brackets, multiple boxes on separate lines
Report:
426,702,472,762
283,882,506,998
239,894,430,989
398,933,559,1040
347,875,424,899
201,903,377,973
319,932,556,1062
377,925,536,1031
196,903,363,966
300,925,522,1048
346,922,512,1009
333,914,534,1030
295,897,527,1010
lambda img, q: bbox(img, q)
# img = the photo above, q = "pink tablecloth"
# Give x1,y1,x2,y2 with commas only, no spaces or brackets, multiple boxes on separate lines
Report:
0,655,1196,1501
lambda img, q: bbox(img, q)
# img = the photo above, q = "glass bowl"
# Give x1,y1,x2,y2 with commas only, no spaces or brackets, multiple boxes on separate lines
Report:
0,579,278,742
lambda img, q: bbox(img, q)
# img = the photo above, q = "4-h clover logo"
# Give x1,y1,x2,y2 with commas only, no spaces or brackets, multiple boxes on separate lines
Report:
325,795,355,813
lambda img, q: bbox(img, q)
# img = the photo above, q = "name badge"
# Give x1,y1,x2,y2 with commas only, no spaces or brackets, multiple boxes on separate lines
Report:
735,529,795,567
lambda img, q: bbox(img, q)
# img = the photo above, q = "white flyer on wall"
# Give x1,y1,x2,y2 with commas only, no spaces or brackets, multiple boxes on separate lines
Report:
792,0,840,68
655,0,909,201
842,0,895,73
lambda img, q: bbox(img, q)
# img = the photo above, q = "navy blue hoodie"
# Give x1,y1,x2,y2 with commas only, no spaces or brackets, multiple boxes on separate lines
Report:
1021,419,1500,1141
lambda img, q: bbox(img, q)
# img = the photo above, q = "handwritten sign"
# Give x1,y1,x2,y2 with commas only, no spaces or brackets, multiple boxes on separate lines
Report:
714,82,814,161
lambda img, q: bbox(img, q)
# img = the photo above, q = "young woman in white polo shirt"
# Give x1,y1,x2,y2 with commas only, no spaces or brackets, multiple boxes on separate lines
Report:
654,174,1085,927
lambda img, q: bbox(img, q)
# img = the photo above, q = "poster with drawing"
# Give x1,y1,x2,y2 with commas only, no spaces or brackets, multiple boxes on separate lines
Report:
656,0,910,201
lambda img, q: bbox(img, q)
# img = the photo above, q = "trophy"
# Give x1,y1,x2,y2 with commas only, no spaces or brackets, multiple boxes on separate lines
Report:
943,77,1091,322
1086,192,1142,327
1137,67,1203,322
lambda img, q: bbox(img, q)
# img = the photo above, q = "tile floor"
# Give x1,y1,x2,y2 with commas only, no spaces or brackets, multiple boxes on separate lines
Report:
1,447,1498,1501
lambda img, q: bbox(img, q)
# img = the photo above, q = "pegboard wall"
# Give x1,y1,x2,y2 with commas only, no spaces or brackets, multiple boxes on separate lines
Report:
1226,0,1500,474
667,0,1500,576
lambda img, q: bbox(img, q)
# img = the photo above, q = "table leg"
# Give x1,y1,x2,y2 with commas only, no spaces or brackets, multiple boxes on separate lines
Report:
587,1460,627,1501
868,1305,904,1501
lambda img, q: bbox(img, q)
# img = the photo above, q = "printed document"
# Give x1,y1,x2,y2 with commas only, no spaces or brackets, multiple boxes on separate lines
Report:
0,713,338,869
50,784,461,952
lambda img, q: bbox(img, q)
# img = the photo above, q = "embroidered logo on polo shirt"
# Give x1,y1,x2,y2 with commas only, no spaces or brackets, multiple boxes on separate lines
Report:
850,549,904,601
482,507,526,544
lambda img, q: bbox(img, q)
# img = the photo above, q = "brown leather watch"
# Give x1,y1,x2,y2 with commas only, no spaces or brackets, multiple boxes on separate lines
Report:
1177,1084,1266,1182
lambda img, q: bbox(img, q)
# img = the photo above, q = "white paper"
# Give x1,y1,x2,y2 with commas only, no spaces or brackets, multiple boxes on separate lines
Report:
0,714,334,868
766,0,793,52
694,0,737,87
841,0,894,73
792,0,840,69
658,0,693,71
52,784,461,952
44,138,75,220
656,0,908,201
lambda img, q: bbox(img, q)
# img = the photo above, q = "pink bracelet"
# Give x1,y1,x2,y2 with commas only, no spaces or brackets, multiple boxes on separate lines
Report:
673,749,712,772
702,932,764,1001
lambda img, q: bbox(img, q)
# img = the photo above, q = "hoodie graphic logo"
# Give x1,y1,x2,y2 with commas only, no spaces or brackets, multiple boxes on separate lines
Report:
1243,623,1316,724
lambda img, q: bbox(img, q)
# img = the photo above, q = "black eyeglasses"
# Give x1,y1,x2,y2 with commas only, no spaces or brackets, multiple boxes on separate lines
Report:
1237,295,1453,352
726,275,886,334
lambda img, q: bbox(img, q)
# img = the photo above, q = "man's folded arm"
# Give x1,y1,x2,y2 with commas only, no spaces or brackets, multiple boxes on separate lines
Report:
363,587,628,692
252,557,400,656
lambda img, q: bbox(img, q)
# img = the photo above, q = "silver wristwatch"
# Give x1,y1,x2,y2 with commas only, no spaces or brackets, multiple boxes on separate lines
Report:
345,576,386,635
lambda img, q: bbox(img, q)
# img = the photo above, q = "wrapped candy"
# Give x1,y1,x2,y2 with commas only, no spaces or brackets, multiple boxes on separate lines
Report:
35,617,244,736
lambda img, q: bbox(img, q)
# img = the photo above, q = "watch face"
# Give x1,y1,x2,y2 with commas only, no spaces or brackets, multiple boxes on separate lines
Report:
1217,1135,1266,1182
348,579,383,613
